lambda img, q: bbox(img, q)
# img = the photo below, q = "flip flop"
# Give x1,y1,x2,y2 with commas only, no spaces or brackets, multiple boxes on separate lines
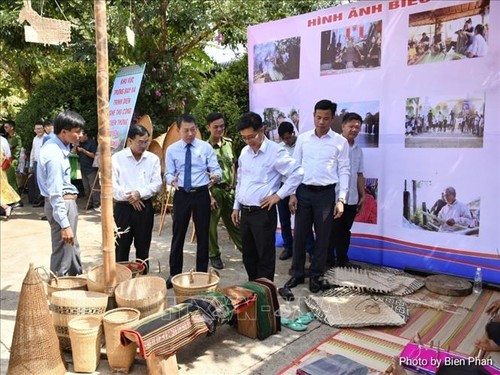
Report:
281,317,307,332
296,312,315,325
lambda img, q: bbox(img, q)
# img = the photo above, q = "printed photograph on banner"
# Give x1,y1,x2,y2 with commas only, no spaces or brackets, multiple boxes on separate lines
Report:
402,179,479,236
333,100,379,148
253,37,301,83
407,0,490,66
320,20,382,75
255,106,301,142
354,177,378,225
405,92,485,148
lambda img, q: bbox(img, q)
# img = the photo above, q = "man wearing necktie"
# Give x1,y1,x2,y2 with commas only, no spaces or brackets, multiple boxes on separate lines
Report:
165,114,222,288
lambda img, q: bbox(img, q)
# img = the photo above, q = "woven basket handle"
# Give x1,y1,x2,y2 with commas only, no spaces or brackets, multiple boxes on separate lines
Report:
141,257,162,274
189,269,195,284
208,268,220,283
35,266,58,284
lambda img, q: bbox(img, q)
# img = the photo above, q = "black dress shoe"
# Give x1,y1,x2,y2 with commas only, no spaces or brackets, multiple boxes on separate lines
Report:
166,276,173,289
210,257,224,270
278,287,295,301
284,276,305,289
279,249,292,260
309,276,333,293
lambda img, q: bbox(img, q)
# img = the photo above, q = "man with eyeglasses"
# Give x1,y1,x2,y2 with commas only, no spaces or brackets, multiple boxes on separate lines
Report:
206,112,242,270
231,112,303,282
280,99,350,301
112,124,162,266
165,114,222,288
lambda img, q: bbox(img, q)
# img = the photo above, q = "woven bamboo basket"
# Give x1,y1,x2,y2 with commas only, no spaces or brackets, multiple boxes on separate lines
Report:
114,276,167,318
103,308,140,373
68,316,103,373
87,263,133,293
171,269,220,304
50,290,108,350
36,266,88,298
117,259,148,278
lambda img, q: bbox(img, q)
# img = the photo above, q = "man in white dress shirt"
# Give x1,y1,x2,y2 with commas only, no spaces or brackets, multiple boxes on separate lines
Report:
29,120,47,207
231,112,303,282
280,99,350,300
112,124,162,265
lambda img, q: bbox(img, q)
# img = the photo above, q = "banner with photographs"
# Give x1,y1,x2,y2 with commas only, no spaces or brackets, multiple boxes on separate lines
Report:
248,0,499,283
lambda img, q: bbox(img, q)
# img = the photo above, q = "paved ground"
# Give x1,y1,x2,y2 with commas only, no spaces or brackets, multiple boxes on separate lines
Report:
0,197,340,375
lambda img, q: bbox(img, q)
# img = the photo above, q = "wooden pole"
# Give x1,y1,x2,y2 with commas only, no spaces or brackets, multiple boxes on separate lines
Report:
94,0,116,294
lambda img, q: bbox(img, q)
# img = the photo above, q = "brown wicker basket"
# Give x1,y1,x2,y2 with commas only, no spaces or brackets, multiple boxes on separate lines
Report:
87,263,132,293
68,316,103,373
171,269,220,304
103,308,140,372
117,259,148,278
114,276,167,318
50,290,108,350
36,266,88,298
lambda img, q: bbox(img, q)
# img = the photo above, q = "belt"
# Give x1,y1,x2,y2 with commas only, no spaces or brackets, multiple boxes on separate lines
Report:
240,205,264,212
178,185,208,193
301,183,335,192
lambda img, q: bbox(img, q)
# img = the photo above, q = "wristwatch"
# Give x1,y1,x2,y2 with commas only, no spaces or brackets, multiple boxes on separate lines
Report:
337,198,345,204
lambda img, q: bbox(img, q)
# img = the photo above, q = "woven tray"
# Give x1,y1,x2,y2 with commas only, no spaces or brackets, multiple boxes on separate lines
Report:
305,288,409,328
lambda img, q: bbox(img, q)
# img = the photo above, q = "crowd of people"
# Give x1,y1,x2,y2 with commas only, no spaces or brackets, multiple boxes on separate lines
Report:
405,109,484,137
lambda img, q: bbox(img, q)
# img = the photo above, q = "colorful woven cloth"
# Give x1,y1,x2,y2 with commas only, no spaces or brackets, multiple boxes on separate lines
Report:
120,303,209,358
222,286,258,315
254,278,281,332
242,282,276,340
183,291,234,334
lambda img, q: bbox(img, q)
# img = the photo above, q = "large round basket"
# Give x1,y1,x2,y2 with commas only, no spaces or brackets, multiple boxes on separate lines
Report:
68,316,103,373
115,276,167,318
47,276,88,298
171,269,220,304
87,263,133,293
103,308,140,372
50,290,108,350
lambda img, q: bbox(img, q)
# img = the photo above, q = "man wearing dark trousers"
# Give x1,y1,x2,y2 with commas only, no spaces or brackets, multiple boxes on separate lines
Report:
280,99,350,300
112,125,162,265
165,114,221,287
231,112,303,282
328,112,365,268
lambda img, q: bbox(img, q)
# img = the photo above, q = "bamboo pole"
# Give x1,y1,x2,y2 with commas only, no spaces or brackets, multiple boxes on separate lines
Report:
94,0,116,294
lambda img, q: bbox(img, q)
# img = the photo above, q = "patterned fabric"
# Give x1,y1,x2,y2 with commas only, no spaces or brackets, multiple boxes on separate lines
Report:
242,282,275,340
120,303,209,358
183,291,233,334
254,278,281,332
222,286,257,315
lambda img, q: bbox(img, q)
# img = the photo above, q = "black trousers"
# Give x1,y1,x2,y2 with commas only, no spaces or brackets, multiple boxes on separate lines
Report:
170,188,210,276
240,205,277,281
292,184,335,279
329,204,358,265
114,199,154,263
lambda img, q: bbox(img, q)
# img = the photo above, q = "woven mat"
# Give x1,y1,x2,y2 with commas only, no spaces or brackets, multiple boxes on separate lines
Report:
278,328,409,374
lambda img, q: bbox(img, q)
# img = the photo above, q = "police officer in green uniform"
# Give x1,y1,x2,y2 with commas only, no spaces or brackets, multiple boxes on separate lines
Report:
206,112,242,269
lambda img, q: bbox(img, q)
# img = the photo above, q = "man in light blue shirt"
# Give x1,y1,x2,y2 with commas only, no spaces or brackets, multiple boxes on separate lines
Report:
165,114,221,287
37,110,84,276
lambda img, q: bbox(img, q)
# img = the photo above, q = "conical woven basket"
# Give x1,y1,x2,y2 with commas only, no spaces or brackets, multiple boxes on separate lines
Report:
103,308,140,372
7,264,66,375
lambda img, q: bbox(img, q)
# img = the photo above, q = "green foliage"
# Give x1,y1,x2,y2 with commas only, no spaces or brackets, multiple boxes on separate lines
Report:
192,56,248,150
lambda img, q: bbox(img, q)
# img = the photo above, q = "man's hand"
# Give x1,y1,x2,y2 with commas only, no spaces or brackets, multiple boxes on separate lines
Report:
357,195,365,213
260,194,280,210
446,218,456,226
210,195,218,210
486,300,500,316
333,201,344,219
231,209,240,226
126,191,144,211
207,172,220,188
61,227,75,245
171,172,180,190
288,195,298,214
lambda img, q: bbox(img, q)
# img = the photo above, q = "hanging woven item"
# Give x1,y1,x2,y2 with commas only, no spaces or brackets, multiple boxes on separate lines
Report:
7,264,66,375
17,0,72,45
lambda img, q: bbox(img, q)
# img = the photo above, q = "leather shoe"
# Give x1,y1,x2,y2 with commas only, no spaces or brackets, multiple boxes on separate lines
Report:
210,257,224,270
279,249,292,260
309,276,333,293
278,287,295,302
284,276,305,289
166,276,173,289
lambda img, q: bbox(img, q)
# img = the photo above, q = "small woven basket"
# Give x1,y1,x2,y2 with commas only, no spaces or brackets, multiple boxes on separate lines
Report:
36,266,88,298
171,269,220,304
114,276,167,318
50,290,108,350
87,263,132,293
103,308,140,372
68,316,103,373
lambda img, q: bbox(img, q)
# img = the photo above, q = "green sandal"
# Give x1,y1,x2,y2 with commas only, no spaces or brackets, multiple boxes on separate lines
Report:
296,312,315,325
281,317,308,332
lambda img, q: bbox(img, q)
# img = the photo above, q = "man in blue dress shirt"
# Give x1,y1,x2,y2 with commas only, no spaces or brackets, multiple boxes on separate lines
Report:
165,114,222,287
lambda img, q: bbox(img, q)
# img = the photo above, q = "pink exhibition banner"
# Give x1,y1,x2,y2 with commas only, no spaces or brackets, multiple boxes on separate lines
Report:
109,64,145,153
247,0,499,283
